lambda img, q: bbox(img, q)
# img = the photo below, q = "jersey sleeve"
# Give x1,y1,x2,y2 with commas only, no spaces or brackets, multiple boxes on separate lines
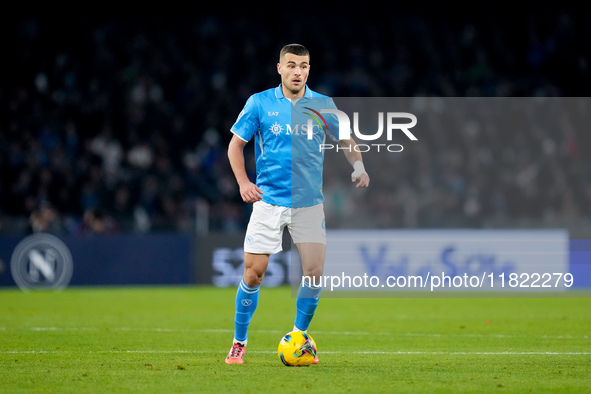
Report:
230,95,260,142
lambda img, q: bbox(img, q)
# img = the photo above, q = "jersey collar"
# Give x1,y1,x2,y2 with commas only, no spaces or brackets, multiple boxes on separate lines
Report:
275,84,312,99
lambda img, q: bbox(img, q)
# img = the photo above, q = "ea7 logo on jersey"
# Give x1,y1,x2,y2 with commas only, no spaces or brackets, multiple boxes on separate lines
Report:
268,111,279,116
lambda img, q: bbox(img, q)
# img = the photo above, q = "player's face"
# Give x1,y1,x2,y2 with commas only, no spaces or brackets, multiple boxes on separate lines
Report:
277,53,310,98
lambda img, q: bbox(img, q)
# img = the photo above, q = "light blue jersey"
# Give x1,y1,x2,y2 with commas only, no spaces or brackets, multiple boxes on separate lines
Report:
231,85,339,208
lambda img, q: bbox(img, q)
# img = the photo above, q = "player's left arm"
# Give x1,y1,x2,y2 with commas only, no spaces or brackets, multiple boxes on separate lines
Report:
337,137,370,188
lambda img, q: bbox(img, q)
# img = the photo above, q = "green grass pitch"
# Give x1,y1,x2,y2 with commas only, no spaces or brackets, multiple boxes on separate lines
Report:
1,286,590,393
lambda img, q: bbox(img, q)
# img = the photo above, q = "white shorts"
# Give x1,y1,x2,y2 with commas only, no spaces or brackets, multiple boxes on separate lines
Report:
244,201,326,254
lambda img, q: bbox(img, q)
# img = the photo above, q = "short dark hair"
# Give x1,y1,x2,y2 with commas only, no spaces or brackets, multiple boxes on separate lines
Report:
280,44,309,61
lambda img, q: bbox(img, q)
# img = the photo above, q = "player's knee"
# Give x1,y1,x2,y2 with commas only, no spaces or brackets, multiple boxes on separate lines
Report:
303,266,324,282
243,253,269,287
243,268,265,287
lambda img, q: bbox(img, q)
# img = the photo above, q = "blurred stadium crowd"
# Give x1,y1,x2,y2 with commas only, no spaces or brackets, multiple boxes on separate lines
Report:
1,8,590,236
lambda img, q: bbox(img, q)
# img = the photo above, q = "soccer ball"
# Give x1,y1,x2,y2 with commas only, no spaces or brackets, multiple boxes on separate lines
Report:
277,331,317,367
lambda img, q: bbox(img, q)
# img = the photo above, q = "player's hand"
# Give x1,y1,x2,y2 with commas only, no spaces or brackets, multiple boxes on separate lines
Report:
239,182,263,203
352,172,370,188
351,161,370,188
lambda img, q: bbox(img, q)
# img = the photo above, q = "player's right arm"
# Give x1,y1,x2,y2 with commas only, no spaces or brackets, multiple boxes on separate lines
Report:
228,134,263,203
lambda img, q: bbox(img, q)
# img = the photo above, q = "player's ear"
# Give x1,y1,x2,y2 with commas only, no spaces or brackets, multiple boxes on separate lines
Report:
277,62,281,75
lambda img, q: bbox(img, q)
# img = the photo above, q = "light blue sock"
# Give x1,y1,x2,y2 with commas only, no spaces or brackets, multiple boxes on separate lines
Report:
234,279,260,343
294,278,322,331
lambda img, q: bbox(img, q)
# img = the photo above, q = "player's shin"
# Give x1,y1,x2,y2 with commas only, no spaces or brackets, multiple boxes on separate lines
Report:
234,279,260,344
293,278,322,331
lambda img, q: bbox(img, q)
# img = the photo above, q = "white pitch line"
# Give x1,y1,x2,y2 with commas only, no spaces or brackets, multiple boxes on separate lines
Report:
11,327,589,340
1,350,590,355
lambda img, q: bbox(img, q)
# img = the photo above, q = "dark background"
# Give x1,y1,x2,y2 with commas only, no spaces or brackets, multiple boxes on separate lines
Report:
1,4,590,236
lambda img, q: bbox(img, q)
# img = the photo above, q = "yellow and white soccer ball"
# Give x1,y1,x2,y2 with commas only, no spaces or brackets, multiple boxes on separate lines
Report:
277,331,317,366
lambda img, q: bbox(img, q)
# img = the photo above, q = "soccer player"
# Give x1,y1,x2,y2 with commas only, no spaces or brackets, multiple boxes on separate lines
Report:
225,43,370,364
